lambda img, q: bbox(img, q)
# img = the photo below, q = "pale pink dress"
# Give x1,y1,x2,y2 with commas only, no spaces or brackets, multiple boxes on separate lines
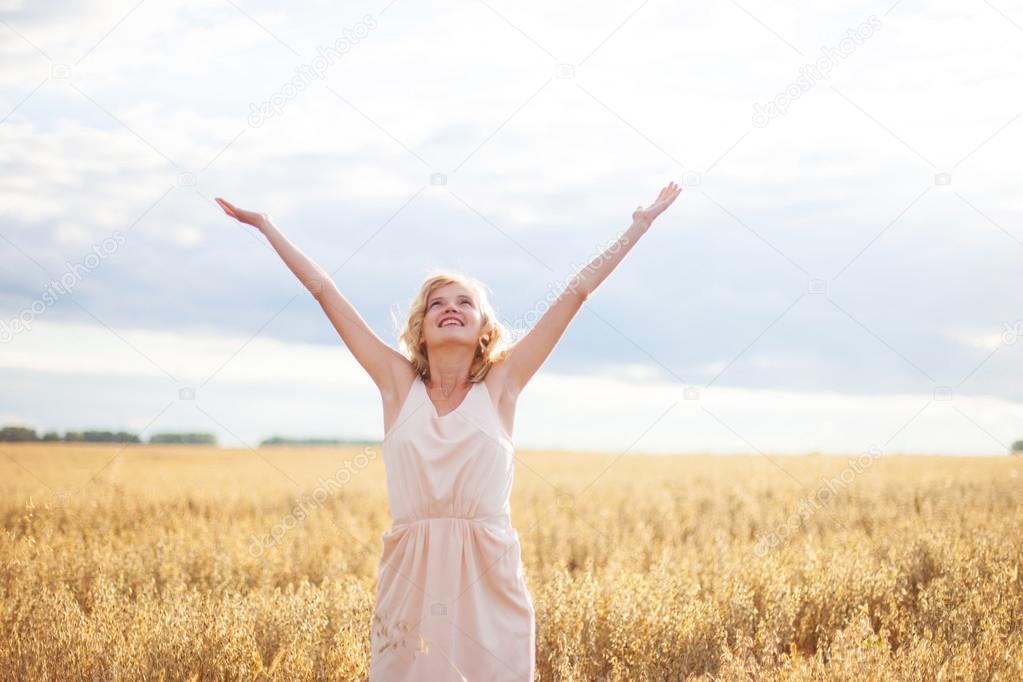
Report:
369,374,536,681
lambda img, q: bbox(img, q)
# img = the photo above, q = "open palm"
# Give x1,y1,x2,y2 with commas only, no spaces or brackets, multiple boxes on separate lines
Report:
215,197,268,230
633,181,682,228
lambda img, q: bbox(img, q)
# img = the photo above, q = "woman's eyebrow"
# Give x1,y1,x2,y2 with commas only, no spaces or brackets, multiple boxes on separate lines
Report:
429,294,471,303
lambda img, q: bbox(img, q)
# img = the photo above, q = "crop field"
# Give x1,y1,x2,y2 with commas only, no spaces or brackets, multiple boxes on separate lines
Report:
1,444,1021,680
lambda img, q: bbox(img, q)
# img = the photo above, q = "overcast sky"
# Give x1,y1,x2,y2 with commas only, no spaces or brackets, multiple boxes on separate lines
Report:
2,0,1022,456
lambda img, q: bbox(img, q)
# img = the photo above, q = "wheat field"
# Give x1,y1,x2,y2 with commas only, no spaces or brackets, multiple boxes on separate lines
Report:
1,443,1021,681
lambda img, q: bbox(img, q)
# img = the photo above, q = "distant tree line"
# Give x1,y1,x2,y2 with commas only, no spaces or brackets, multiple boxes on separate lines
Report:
0,426,380,447
0,425,217,445
149,433,218,445
260,436,380,446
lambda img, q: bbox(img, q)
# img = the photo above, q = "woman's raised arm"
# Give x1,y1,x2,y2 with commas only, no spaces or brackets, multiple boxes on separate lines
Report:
214,197,407,393
501,181,682,395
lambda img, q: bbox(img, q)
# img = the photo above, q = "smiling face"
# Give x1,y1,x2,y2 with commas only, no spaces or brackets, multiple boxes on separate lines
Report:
419,281,483,352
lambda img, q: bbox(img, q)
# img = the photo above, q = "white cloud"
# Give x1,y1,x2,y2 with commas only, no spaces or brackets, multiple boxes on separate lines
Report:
2,1,1022,453
2,320,1021,455
0,319,366,385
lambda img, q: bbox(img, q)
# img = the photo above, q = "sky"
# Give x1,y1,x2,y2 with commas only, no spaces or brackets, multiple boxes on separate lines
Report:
2,0,1022,456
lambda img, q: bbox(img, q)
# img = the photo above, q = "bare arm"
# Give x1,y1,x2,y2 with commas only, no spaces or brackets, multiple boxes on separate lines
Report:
214,197,407,392
502,181,682,394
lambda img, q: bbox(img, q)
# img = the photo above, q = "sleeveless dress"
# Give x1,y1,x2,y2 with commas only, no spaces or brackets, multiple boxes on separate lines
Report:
369,374,536,681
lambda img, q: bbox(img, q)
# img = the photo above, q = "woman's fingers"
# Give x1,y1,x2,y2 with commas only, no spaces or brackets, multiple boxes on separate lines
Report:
659,182,680,204
651,185,671,206
214,196,268,231
639,182,682,220
215,197,240,220
655,181,678,203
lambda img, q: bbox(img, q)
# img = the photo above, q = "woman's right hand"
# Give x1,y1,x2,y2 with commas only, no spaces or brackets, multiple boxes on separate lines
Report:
215,197,269,230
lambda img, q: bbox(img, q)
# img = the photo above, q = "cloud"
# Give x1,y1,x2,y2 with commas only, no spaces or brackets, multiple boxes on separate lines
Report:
2,319,1020,455
2,1,1021,451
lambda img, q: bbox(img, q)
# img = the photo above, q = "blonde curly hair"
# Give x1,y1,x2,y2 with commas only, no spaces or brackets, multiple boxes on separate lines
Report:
396,269,512,384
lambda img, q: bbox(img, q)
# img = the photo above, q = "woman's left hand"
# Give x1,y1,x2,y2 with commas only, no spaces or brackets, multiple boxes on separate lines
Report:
632,181,682,229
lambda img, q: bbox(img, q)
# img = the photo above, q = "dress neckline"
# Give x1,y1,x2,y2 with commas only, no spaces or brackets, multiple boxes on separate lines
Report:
419,374,479,419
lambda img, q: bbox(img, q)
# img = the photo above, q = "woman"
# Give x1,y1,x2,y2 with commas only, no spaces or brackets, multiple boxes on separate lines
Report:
214,181,681,681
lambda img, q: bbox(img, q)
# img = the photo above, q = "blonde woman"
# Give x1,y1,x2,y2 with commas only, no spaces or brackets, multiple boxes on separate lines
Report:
215,181,681,681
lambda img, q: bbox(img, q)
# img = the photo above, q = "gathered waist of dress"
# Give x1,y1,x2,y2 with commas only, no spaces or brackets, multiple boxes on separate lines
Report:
390,512,512,531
